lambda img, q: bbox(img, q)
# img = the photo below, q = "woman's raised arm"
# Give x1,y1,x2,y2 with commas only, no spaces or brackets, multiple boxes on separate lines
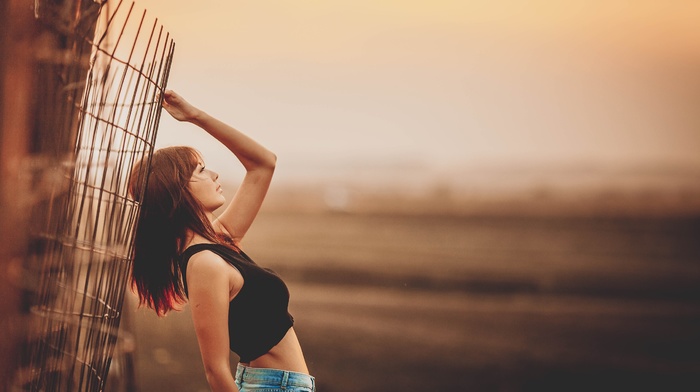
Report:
162,90,276,244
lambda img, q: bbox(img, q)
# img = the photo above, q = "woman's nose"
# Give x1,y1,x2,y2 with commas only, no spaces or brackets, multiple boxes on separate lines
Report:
210,169,219,180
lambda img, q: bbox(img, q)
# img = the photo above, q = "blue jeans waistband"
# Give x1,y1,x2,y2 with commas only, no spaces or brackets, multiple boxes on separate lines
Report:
235,364,315,391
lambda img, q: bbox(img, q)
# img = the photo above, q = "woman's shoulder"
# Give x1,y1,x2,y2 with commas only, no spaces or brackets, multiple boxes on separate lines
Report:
181,239,238,260
183,241,245,272
184,248,244,300
186,248,230,272
182,242,226,255
185,247,244,284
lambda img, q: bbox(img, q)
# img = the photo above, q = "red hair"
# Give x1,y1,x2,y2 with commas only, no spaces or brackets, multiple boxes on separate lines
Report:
128,146,235,316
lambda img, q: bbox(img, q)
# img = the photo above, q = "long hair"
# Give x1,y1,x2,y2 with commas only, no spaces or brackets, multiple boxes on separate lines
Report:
128,146,235,316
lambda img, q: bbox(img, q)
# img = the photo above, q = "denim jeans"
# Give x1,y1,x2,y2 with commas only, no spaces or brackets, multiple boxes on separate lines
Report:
235,364,316,392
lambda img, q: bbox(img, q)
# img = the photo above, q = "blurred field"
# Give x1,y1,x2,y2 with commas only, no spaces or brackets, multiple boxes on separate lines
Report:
126,211,700,392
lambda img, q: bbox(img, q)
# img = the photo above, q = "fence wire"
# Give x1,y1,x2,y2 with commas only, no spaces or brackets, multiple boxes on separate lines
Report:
12,1,174,391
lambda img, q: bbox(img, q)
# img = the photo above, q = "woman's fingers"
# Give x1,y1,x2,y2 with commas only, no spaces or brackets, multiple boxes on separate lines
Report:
160,89,199,122
163,89,177,102
162,90,179,109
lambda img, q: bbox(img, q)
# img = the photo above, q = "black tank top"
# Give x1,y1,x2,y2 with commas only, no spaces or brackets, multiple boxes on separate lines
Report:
179,243,294,362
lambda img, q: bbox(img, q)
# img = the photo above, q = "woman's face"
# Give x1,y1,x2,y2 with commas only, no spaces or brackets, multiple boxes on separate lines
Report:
188,160,225,212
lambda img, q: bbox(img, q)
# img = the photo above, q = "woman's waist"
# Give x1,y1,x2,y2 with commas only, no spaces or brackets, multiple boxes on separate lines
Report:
241,327,308,374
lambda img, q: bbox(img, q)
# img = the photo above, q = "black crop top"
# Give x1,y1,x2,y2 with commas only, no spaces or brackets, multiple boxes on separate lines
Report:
179,243,294,362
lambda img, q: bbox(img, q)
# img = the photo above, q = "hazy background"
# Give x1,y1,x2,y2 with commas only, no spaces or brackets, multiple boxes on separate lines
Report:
111,1,700,391
109,0,700,198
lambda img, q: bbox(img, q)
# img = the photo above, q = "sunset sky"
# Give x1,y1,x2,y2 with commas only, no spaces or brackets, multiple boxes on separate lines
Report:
107,0,700,187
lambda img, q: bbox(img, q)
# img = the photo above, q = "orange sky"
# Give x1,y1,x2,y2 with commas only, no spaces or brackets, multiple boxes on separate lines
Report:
107,0,700,185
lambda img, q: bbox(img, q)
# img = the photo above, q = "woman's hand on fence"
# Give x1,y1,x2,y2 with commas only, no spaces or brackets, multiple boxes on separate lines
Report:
162,89,201,122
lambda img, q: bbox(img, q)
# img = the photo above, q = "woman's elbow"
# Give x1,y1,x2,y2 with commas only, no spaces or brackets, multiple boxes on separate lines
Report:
203,362,229,377
264,151,277,170
247,150,276,174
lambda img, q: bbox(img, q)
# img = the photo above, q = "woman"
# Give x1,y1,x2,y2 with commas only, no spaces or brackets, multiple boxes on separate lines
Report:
129,90,313,392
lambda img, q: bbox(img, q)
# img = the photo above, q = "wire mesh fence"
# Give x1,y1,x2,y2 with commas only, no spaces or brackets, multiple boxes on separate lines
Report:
4,1,175,391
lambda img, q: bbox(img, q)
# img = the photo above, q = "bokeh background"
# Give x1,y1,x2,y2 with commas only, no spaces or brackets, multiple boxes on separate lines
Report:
116,1,700,391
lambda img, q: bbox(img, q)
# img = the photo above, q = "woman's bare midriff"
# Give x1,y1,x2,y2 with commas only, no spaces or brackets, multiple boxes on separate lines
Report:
242,327,309,374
